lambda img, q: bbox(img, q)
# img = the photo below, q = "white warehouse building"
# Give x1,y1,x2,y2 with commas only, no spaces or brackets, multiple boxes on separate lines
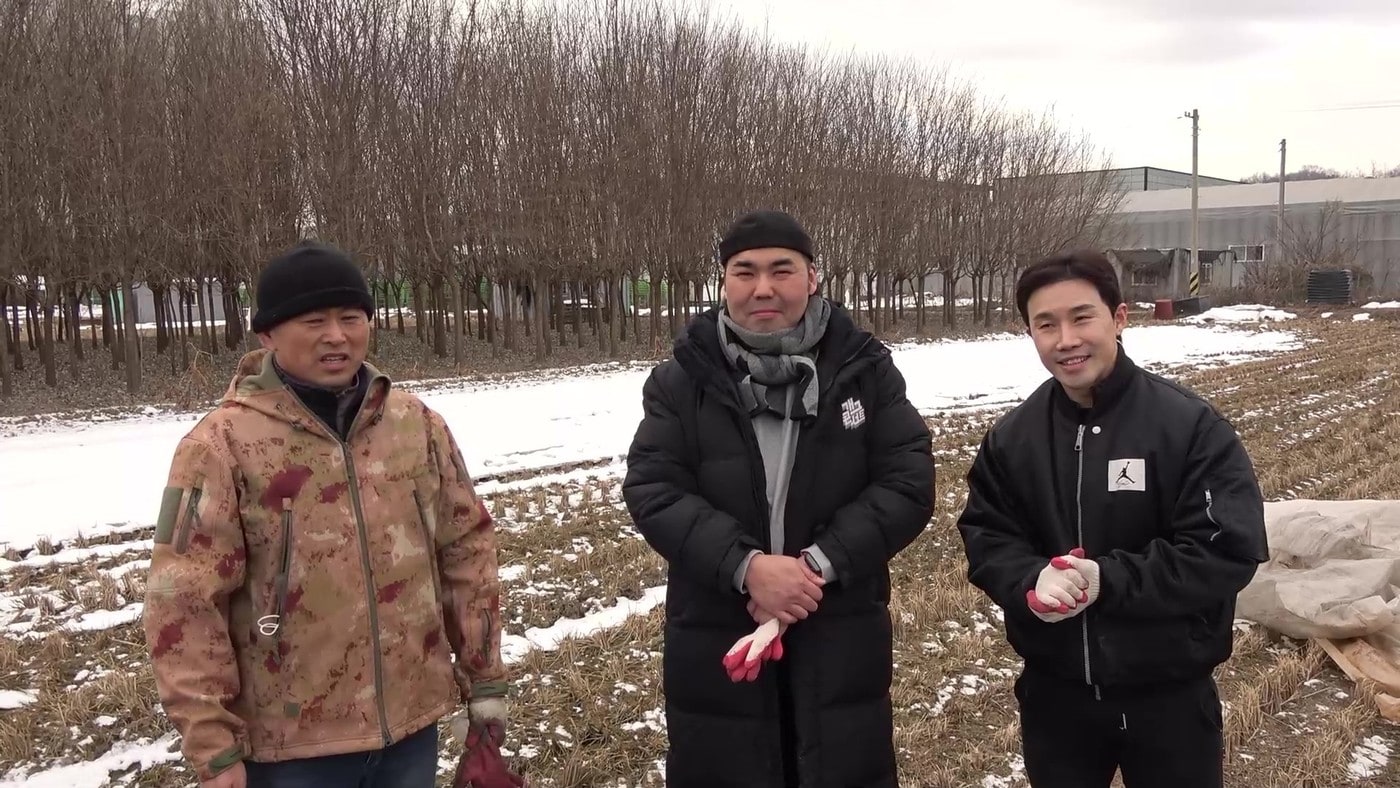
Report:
1111,176,1400,298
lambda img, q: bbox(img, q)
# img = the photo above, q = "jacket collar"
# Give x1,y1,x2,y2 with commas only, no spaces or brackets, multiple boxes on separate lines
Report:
1051,340,1138,419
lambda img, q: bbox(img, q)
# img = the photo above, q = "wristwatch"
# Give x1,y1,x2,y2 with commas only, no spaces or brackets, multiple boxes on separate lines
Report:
800,550,822,575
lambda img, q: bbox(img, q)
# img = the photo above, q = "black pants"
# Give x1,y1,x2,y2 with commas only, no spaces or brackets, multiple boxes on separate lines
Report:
1015,669,1224,788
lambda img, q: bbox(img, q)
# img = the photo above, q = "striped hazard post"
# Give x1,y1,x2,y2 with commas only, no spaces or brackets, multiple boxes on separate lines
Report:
1189,269,1200,296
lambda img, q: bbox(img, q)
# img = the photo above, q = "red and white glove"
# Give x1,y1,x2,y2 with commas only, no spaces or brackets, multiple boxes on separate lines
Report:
1052,549,1100,606
1026,548,1092,623
722,618,785,682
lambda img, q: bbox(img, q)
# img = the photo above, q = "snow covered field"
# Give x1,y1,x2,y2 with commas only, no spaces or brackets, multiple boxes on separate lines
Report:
0,315,1301,554
3,306,1397,787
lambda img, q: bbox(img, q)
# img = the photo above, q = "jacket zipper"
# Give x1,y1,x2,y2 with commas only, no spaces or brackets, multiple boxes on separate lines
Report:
341,435,392,746
1204,489,1221,541
1073,423,1098,699
173,485,203,555
269,501,295,665
293,396,393,747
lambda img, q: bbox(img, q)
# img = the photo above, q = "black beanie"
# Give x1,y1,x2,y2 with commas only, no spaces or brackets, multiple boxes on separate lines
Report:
250,241,376,333
717,210,814,266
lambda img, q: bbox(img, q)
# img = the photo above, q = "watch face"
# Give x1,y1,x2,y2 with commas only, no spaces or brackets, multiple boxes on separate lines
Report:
803,554,820,573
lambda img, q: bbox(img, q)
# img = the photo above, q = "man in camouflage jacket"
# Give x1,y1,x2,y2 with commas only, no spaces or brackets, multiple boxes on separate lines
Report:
142,241,510,787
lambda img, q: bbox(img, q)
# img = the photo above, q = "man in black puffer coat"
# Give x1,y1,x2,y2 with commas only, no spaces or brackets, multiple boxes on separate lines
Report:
623,210,935,788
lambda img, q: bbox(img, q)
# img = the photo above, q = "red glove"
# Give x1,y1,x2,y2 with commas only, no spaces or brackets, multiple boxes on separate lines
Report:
453,723,526,788
722,618,785,682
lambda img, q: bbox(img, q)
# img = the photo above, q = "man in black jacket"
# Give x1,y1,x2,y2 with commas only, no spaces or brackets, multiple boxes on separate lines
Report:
623,210,935,788
956,249,1269,788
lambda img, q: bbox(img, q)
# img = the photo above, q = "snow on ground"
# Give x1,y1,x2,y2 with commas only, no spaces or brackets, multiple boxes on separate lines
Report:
0,734,181,788
1354,313,1372,322
1348,736,1392,781
1362,301,1400,309
1183,304,1298,324
0,319,1301,553
500,586,668,664
0,690,38,710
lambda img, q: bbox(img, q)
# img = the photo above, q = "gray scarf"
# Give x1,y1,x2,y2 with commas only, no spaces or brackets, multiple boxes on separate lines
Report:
717,297,832,420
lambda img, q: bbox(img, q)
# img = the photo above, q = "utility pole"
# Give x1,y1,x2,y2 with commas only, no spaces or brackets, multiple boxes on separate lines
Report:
1183,108,1200,297
1278,138,1287,257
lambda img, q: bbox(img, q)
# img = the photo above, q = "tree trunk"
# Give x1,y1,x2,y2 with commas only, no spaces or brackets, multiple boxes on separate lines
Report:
88,291,97,350
196,278,213,355
648,274,660,350
0,288,11,398
433,280,448,358
122,279,141,393
915,282,927,334
69,287,85,361
606,277,619,358
630,275,641,345
39,289,56,387
99,288,114,351
486,281,500,359
453,276,464,369
110,289,124,370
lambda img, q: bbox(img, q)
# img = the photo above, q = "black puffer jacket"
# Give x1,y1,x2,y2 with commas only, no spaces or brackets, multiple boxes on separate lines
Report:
957,347,1268,691
623,304,935,788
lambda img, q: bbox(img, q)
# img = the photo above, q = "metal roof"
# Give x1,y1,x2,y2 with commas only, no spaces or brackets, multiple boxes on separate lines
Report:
1117,176,1400,214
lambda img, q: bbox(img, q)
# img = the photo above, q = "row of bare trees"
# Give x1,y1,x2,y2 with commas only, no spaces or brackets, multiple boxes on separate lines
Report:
0,0,1125,398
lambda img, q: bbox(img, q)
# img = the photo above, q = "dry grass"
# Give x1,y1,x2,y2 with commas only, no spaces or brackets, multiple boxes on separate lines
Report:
3,315,1400,786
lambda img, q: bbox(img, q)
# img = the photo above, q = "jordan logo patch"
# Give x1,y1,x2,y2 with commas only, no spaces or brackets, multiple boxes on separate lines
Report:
1107,458,1146,492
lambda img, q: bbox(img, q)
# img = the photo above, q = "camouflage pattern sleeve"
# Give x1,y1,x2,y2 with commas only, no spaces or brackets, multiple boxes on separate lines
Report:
143,434,250,781
426,409,507,701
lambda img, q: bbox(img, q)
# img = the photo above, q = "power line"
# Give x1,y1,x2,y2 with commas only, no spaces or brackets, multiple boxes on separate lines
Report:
1290,101,1400,113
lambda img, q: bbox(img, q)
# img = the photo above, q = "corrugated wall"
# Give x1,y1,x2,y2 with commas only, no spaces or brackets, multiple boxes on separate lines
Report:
1117,200,1400,294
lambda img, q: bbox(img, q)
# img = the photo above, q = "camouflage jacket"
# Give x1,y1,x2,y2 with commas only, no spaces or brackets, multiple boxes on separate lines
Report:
143,348,506,781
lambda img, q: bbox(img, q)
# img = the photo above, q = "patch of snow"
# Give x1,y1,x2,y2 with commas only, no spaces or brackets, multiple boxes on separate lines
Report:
0,690,38,709
982,753,1026,787
500,586,666,663
1354,313,1372,321
1362,301,1400,309
1348,735,1391,780
1321,312,1334,318
52,603,144,635
0,732,181,788
0,542,152,572
1182,304,1297,324
620,708,667,734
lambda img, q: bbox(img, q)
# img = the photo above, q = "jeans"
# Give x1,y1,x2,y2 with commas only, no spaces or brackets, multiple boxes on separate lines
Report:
243,724,439,788
1016,669,1224,788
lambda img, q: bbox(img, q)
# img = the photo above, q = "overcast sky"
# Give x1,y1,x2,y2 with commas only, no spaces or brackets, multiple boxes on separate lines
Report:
682,0,1400,181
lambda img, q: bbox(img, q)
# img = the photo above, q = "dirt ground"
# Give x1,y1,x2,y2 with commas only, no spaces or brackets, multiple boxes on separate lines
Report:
1,312,1399,786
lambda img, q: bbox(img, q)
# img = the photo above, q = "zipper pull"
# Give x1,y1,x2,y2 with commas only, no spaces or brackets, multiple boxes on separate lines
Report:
1075,424,1085,452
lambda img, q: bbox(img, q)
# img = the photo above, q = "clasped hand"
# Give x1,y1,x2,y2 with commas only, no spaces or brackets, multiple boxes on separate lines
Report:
744,554,824,625
722,555,824,682
1026,548,1101,623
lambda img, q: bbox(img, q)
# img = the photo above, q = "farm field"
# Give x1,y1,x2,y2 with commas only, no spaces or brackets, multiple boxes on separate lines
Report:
1,304,1398,787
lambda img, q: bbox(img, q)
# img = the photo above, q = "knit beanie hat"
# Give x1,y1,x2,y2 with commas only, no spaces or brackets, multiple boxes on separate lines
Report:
717,210,814,266
251,241,375,333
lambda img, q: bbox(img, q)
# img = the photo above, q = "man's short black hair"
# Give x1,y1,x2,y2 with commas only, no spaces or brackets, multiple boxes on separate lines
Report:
1015,249,1124,325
